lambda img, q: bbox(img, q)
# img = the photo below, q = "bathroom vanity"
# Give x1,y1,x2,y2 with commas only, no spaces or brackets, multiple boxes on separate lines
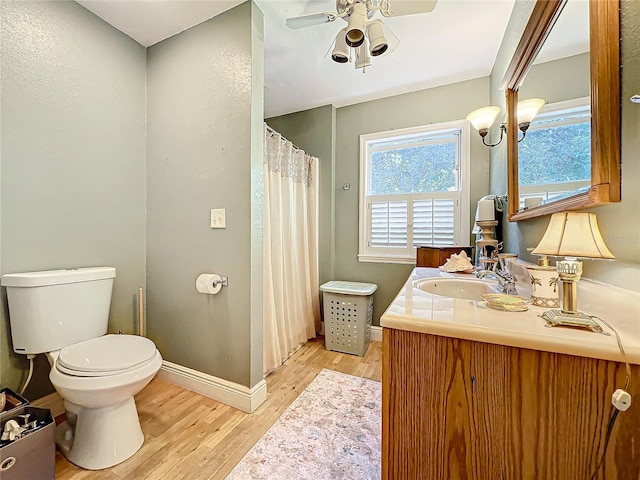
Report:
381,267,640,480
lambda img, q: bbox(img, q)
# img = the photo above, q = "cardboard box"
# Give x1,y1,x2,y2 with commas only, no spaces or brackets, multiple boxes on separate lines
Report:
0,388,28,419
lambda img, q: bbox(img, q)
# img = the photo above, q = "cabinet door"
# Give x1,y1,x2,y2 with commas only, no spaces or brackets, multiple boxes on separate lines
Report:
382,329,640,480
382,329,507,479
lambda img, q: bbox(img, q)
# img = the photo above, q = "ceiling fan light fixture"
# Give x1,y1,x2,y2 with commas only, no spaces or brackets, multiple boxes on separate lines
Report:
345,2,367,47
367,20,388,56
355,38,372,69
331,28,350,63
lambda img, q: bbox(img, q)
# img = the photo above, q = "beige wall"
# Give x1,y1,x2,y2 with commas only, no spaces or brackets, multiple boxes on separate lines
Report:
490,0,640,292
0,0,147,398
146,2,264,388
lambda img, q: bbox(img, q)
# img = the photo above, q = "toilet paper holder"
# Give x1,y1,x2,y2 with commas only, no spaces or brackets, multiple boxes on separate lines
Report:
213,276,228,288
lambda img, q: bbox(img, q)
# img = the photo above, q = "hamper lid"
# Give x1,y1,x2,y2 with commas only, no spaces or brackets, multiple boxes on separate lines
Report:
319,281,377,296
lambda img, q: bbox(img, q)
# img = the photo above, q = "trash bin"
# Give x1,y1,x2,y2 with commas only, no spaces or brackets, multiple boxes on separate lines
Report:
1,388,55,480
320,281,377,356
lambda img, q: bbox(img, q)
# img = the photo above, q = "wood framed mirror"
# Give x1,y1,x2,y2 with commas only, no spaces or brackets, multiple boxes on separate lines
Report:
502,0,620,221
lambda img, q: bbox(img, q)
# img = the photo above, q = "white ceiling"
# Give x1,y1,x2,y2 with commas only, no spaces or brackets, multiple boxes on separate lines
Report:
75,0,588,118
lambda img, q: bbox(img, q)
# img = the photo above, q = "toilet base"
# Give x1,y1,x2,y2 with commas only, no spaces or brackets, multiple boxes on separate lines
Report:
55,396,144,470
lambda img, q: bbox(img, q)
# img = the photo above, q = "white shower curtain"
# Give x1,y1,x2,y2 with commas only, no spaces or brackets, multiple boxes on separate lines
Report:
263,125,320,375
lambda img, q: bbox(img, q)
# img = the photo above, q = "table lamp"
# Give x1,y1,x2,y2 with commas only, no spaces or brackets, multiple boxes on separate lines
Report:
531,212,615,330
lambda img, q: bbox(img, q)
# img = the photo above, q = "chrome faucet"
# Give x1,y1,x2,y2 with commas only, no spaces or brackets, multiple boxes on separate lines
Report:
476,269,518,295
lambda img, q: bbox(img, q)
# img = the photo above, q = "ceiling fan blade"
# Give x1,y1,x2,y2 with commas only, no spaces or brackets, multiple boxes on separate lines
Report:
380,0,438,17
286,12,337,30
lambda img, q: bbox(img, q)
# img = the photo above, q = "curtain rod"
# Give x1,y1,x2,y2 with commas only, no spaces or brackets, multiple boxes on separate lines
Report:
264,123,303,152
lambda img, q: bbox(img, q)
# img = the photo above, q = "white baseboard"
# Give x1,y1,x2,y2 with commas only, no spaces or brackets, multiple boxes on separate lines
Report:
370,325,382,342
157,361,267,413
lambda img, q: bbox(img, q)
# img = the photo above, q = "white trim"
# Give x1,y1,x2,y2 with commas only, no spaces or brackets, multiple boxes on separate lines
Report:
358,253,415,264
458,121,470,245
157,361,267,413
370,325,382,342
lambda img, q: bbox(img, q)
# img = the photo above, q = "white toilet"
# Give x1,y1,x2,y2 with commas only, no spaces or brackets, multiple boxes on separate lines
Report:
1,267,162,470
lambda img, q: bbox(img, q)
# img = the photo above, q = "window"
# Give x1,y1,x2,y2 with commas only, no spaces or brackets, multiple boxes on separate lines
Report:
518,97,591,210
359,120,470,263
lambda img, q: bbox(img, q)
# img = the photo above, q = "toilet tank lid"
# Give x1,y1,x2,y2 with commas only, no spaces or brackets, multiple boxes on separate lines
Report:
1,267,116,287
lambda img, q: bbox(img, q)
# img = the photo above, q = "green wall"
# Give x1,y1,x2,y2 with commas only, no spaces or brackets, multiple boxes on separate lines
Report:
146,2,264,388
336,78,491,326
268,79,491,327
0,0,147,399
490,0,640,292
520,53,590,103
1,1,265,397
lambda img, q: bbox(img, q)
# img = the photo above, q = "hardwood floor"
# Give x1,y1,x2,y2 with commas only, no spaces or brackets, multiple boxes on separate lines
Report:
35,337,382,480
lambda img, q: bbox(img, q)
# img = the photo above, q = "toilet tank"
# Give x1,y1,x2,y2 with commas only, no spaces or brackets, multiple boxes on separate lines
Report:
1,267,116,355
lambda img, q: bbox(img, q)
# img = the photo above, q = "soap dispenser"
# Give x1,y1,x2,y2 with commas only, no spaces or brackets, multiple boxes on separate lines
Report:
526,256,559,307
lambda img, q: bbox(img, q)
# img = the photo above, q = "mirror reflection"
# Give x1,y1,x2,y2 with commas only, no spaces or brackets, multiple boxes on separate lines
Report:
516,0,590,211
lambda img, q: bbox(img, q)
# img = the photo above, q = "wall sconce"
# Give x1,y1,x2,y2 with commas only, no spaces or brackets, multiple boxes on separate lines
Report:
467,98,546,147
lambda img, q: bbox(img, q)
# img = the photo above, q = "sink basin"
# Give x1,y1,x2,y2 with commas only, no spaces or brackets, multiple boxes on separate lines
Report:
413,277,498,301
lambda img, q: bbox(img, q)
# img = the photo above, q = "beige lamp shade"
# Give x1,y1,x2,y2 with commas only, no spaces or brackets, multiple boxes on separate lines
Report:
531,212,615,259
466,106,501,131
517,98,546,124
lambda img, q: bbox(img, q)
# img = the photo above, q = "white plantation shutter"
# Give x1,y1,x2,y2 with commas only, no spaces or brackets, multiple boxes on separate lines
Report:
370,200,408,247
358,120,470,263
413,197,456,247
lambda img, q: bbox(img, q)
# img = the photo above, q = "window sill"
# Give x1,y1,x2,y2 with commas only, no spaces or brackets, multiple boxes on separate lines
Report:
358,254,416,265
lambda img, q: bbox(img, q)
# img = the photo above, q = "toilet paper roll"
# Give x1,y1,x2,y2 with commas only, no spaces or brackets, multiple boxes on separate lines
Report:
195,274,223,295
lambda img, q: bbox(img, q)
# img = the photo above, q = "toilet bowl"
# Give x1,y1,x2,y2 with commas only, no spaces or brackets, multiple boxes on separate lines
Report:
1,266,162,470
47,334,162,470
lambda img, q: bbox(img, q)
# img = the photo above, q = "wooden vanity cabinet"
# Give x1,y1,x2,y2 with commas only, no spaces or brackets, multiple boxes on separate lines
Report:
382,328,640,480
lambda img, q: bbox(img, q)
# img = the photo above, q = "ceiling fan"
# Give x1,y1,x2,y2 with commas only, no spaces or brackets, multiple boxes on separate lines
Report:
286,0,438,69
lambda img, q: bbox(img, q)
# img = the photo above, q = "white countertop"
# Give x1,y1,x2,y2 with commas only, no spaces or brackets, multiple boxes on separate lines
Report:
380,265,640,365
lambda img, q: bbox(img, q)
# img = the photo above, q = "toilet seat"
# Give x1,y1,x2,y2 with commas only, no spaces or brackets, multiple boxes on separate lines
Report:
57,334,157,377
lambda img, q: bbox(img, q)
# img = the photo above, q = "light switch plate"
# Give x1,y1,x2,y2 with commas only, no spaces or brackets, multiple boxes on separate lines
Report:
211,209,226,228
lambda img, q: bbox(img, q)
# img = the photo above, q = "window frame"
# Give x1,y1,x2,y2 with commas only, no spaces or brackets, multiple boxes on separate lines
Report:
358,120,470,264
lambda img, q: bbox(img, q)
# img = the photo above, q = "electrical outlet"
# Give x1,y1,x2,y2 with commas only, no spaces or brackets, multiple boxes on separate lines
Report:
211,209,226,229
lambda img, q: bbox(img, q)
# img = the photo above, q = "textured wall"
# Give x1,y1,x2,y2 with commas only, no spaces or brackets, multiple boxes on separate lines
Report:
334,78,491,326
519,53,590,102
0,0,146,398
266,104,337,287
490,0,640,292
146,2,264,388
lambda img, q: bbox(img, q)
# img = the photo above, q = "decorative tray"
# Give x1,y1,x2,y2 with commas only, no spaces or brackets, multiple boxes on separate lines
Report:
481,294,531,312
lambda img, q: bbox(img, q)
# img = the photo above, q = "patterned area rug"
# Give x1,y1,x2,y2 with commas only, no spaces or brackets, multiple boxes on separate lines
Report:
226,369,381,480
